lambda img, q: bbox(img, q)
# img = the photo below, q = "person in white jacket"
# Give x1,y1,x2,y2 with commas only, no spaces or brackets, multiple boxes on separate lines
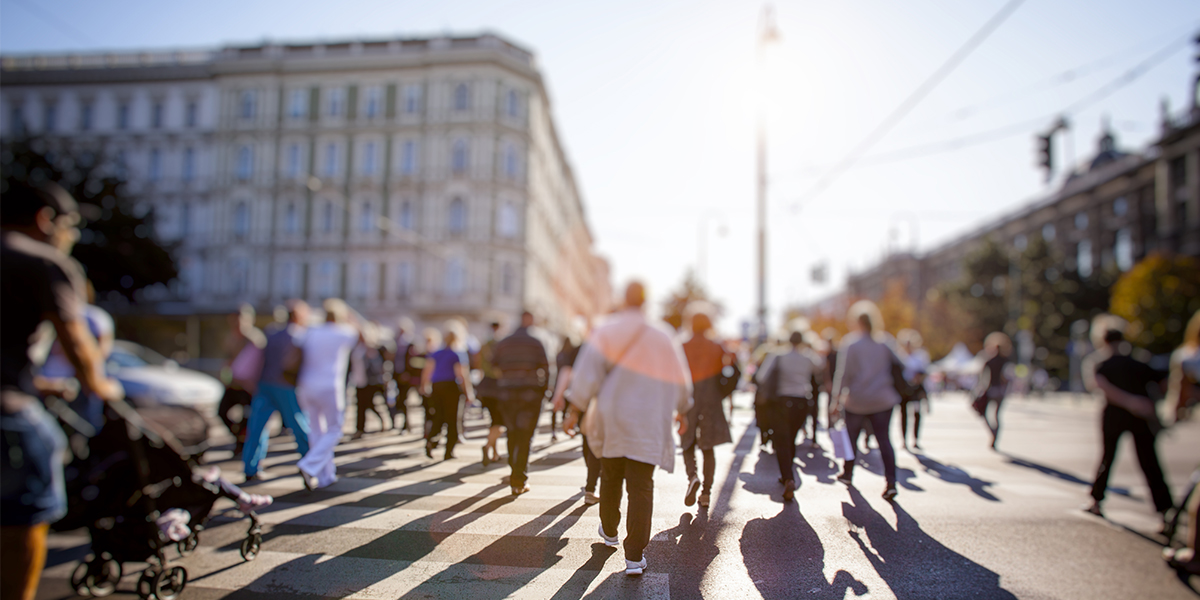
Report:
564,282,692,577
296,299,361,490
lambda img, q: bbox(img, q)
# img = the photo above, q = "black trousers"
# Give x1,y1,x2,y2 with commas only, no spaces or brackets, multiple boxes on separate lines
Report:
425,382,461,458
899,394,923,444
843,407,897,487
682,443,716,494
500,396,542,488
771,396,807,484
219,387,253,448
355,384,390,433
600,457,655,562
582,435,601,493
1090,404,1173,513
392,379,411,431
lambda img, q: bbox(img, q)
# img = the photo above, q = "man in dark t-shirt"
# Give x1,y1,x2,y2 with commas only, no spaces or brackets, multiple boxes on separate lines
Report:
1,179,122,600
1085,329,1173,523
494,311,550,496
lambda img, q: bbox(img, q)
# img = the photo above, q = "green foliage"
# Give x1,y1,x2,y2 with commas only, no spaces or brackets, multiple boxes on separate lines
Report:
940,237,1010,345
1110,254,1200,355
1,136,178,300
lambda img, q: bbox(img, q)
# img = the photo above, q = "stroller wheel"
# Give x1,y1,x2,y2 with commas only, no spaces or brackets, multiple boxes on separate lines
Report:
72,558,121,597
177,532,200,556
70,562,92,597
239,532,262,561
137,569,156,600
152,566,187,600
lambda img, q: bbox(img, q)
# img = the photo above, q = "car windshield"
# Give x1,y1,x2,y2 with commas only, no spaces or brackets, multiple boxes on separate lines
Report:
107,349,147,369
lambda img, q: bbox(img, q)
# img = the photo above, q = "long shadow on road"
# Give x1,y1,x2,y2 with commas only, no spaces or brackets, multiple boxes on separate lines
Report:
914,454,999,502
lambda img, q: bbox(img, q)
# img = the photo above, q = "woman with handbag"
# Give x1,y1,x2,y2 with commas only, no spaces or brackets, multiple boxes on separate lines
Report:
831,300,902,501
679,311,734,508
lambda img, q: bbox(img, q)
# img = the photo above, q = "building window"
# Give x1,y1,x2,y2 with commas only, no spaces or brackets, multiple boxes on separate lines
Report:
403,85,421,114
362,142,376,176
287,143,301,178
115,149,128,178
289,89,306,119
497,202,518,238
451,139,469,174
1075,212,1088,230
359,201,374,233
231,258,250,296
9,105,24,134
1115,228,1133,272
448,197,466,234
233,202,250,238
117,102,130,130
152,102,164,129
179,202,190,238
240,91,256,120
42,102,56,132
399,200,413,230
148,148,161,182
236,145,254,180
354,261,374,299
1113,197,1128,218
397,261,413,298
501,263,515,295
322,201,334,233
182,147,196,182
328,88,344,117
401,140,418,176
317,260,337,297
365,87,381,119
285,202,299,234
185,101,198,127
323,143,338,177
453,83,470,112
1077,239,1093,277
279,262,299,297
506,89,520,118
1042,223,1055,242
445,258,465,296
503,143,520,180
79,101,93,131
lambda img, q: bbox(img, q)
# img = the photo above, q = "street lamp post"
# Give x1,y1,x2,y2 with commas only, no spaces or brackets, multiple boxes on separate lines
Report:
756,5,780,342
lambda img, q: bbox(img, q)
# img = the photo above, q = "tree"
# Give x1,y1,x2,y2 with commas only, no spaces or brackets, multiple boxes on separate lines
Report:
940,237,1011,348
1110,254,1200,355
1,136,177,300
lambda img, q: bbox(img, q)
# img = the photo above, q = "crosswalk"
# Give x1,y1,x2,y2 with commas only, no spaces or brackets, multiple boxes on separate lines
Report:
40,409,681,599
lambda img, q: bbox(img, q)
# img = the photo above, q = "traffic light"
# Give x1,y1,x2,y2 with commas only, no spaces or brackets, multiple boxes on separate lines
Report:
1036,133,1053,182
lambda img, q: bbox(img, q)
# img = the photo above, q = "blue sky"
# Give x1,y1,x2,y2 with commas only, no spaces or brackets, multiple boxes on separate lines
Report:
3,0,1197,334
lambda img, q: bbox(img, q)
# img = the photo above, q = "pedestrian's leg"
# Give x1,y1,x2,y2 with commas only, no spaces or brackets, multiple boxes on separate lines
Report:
583,435,601,493
599,457,625,539
396,383,410,431
444,390,460,458
871,408,897,489
913,399,923,446
1129,421,1174,514
771,402,796,483
899,400,910,447
0,522,49,600
623,460,655,562
355,387,371,434
425,388,446,451
701,448,716,495
682,440,699,483
842,412,867,480
512,404,538,489
1090,406,1124,506
274,386,311,457
242,393,274,477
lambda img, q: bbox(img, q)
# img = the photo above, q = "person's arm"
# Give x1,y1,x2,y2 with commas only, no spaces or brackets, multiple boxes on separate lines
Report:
421,358,435,396
830,345,851,418
454,362,475,402
49,316,121,402
551,365,573,412
1095,374,1157,420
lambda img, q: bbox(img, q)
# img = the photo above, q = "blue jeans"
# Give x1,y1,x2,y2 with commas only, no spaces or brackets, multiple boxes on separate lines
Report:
243,383,311,476
842,407,896,487
1,397,67,526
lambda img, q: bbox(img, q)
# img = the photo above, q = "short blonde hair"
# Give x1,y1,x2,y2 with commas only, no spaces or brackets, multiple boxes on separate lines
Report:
984,331,1012,355
847,300,884,335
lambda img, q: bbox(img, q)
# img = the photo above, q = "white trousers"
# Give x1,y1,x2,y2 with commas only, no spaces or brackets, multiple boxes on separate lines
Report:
296,384,345,488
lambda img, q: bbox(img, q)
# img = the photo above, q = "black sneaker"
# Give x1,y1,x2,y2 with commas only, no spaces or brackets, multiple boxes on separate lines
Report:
684,477,701,506
882,486,898,501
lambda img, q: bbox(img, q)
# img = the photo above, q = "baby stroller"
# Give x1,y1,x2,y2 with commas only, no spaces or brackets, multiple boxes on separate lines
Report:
53,399,267,599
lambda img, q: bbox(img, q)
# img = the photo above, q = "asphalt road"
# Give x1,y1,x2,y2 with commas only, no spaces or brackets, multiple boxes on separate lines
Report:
37,391,1200,599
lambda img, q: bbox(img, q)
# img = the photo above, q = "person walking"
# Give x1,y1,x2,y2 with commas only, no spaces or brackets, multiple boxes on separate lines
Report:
2,180,123,600
1168,310,1200,422
756,330,823,502
897,329,930,451
564,282,692,576
390,318,419,432
975,332,1011,450
550,320,600,505
679,311,734,508
831,300,902,501
295,299,360,490
219,304,266,456
493,312,551,495
352,330,392,439
242,300,312,482
421,328,474,460
476,321,504,466
1084,328,1174,525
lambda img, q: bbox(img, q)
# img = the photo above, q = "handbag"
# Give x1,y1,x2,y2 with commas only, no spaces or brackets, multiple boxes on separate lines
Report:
753,354,782,408
829,423,854,460
717,353,742,399
582,324,649,456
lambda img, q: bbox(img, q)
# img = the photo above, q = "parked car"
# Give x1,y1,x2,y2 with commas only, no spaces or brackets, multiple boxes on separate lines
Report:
107,341,224,414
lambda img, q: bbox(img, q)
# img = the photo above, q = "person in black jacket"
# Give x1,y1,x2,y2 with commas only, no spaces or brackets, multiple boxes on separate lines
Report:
493,311,551,496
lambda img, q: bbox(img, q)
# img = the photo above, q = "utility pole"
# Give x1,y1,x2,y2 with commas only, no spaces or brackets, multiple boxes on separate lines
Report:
756,5,779,342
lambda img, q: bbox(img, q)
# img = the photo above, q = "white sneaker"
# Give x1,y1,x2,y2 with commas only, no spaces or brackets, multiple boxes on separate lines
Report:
625,557,647,576
598,523,618,547
583,491,599,505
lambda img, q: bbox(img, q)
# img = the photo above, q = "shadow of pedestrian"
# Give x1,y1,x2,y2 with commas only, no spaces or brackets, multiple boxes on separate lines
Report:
1004,455,1136,498
914,454,999,502
841,486,1017,599
796,441,839,484
741,502,868,599
738,451,794,500
851,448,923,492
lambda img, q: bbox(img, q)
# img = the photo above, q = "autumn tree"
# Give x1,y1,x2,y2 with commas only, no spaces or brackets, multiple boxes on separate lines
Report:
1110,253,1200,354
661,270,719,331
